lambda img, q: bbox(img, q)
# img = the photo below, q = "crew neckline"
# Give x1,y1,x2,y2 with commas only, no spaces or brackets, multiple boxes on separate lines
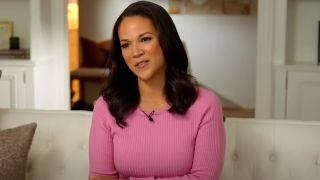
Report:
138,103,171,115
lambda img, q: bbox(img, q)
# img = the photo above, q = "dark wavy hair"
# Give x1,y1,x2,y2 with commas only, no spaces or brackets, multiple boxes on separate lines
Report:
101,1,198,128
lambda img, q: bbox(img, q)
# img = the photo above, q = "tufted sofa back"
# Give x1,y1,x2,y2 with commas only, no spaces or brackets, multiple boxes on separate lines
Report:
0,109,92,180
222,118,320,180
1,109,320,180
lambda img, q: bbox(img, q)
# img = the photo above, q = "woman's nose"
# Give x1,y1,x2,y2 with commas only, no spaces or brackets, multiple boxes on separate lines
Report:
132,42,143,57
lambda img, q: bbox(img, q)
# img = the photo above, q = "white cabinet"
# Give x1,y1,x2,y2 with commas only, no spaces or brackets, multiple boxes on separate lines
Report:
287,71,320,120
0,67,25,108
274,65,320,120
256,0,320,119
0,61,34,109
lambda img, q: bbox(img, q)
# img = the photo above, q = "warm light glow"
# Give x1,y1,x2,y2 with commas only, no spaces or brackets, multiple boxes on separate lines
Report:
68,2,79,30
68,0,80,104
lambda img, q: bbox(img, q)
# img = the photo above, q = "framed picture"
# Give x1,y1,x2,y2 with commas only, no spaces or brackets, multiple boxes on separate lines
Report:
0,21,13,50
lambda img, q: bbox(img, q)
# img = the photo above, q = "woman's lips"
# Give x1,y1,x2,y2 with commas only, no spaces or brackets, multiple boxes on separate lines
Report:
135,60,149,69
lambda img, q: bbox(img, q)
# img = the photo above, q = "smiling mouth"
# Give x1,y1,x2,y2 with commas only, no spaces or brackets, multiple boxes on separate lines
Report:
135,60,149,69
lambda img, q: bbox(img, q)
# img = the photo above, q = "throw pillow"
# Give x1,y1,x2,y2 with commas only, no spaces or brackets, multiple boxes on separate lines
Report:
0,123,37,180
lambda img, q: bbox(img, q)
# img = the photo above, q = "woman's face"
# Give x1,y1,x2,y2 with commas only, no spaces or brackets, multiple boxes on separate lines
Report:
118,15,166,83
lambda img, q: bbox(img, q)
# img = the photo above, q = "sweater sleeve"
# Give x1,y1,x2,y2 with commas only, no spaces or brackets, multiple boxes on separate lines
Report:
130,94,226,180
89,97,118,178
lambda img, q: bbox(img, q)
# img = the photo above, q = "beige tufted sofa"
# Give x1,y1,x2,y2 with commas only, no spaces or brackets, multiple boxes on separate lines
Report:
0,109,320,180
0,109,91,180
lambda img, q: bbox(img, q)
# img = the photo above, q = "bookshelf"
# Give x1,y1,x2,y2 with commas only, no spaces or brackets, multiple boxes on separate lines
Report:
272,0,320,120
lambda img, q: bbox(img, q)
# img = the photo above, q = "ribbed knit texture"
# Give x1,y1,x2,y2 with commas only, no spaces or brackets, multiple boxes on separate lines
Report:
89,87,226,180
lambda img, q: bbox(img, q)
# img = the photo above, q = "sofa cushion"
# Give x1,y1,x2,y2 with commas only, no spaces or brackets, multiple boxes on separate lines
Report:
0,123,37,180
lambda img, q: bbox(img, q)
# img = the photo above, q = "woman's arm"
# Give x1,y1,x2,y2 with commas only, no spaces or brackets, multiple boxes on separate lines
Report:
89,98,119,177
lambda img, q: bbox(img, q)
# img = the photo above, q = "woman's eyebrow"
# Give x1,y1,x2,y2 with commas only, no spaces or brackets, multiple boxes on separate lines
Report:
138,32,153,37
120,32,154,42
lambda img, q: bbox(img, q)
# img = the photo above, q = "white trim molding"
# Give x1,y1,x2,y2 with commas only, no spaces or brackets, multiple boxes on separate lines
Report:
255,0,276,118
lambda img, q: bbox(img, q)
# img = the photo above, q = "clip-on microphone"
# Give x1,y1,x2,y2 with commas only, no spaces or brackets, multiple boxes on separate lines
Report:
143,110,155,122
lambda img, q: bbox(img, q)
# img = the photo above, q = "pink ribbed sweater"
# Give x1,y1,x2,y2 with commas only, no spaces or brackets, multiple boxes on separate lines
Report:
89,87,226,180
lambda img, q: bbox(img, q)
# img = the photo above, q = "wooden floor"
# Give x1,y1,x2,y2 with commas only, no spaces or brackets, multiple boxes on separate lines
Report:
223,107,255,118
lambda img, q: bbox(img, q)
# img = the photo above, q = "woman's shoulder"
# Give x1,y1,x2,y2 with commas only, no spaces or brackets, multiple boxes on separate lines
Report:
92,96,115,123
93,96,108,111
197,86,220,102
194,86,222,109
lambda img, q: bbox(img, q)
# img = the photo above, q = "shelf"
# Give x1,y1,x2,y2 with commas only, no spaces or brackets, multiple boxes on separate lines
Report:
0,49,30,59
275,63,320,72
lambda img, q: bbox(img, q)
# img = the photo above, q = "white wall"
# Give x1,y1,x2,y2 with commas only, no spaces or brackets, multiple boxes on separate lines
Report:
79,0,167,41
0,0,30,49
172,15,256,108
79,0,257,108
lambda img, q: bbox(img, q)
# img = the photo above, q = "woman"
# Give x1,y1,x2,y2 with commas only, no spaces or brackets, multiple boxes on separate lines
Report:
89,1,225,180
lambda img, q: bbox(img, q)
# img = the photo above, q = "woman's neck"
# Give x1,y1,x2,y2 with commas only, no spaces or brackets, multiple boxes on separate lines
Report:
138,79,167,111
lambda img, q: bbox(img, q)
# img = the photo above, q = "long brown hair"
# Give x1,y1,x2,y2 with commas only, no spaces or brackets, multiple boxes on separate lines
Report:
101,1,198,128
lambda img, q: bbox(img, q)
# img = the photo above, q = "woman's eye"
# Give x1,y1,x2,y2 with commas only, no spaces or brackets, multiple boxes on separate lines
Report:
141,37,152,42
121,43,129,49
